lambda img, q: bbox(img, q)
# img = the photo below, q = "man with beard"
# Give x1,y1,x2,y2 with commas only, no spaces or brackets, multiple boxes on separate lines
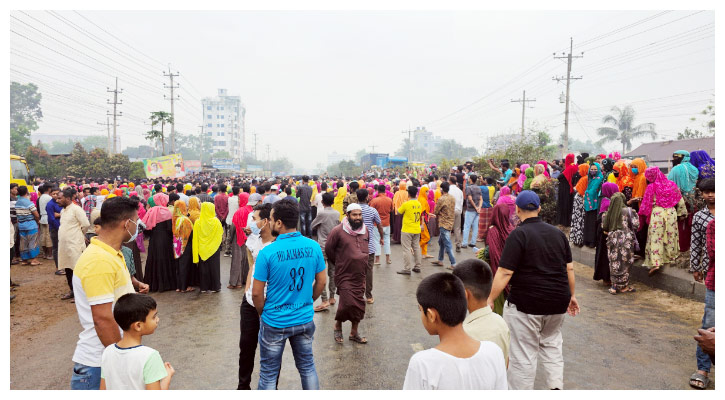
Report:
325,203,369,344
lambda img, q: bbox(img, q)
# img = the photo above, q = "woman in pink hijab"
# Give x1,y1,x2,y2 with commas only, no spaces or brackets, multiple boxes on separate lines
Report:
517,164,530,189
141,193,175,292
537,160,551,178
496,186,517,227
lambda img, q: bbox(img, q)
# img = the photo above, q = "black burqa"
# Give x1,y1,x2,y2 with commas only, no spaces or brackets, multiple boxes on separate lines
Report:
143,219,177,292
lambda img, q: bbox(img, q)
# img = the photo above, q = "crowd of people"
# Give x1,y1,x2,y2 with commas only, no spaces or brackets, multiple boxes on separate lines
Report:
8,147,715,390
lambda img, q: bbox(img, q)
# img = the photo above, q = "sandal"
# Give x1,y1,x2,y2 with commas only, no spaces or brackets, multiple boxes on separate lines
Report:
314,304,330,312
349,333,368,344
329,298,336,305
620,286,636,293
30,261,41,266
608,287,618,295
366,297,374,304
386,259,393,264
334,329,343,344
431,261,444,266
648,267,661,277
689,372,710,389
54,270,66,276
61,292,74,300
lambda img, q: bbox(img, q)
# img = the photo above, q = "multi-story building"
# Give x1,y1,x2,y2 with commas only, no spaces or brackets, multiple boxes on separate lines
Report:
413,126,443,156
201,89,245,161
327,151,352,166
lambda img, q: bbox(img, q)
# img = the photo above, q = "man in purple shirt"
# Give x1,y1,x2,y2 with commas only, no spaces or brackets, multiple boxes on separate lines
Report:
46,186,64,274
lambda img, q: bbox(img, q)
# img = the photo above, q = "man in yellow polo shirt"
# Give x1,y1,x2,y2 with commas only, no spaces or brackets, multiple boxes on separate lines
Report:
397,185,423,275
70,196,149,390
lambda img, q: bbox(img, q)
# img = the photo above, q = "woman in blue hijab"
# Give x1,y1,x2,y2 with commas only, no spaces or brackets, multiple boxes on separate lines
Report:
689,150,715,180
668,150,699,195
583,162,604,248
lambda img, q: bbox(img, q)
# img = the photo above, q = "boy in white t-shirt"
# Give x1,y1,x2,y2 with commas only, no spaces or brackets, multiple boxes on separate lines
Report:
403,272,507,390
100,293,175,390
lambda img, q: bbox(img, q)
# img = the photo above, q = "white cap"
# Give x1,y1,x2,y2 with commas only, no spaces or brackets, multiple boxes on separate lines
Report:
346,203,362,213
270,185,279,191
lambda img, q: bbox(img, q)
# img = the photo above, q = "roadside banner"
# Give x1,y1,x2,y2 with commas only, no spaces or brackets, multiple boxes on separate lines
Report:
184,160,202,172
143,153,185,178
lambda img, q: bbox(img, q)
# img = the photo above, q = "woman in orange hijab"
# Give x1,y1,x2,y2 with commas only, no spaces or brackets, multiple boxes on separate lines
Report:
613,160,635,201
629,158,648,200
418,186,433,258
569,163,590,247
391,181,408,244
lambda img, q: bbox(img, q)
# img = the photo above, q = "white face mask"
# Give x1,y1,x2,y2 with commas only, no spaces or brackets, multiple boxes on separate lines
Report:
125,219,144,243
250,219,266,236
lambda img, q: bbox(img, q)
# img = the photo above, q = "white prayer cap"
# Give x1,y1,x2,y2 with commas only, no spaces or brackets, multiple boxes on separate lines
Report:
346,203,362,213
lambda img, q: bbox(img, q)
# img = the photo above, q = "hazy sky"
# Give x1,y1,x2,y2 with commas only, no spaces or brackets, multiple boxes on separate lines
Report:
10,10,715,171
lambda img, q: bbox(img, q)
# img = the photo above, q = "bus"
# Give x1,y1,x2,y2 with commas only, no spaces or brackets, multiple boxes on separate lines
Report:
10,154,34,193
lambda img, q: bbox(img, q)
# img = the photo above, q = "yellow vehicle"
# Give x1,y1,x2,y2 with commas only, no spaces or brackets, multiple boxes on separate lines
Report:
10,154,34,193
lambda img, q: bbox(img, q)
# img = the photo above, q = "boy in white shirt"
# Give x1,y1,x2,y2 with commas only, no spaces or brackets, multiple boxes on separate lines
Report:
403,272,507,390
100,293,174,390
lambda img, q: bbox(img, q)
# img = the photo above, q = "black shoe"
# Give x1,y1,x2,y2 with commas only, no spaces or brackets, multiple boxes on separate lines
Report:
396,270,411,275
10,281,20,288
412,267,421,273
468,244,476,248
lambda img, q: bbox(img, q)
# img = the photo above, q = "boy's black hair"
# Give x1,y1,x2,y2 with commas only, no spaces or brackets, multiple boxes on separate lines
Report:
699,178,715,193
441,181,450,193
49,186,60,193
194,187,202,194
17,185,28,197
349,181,360,191
469,174,478,184
96,196,140,227
356,188,369,202
61,187,77,199
201,183,209,192
451,259,494,301
168,193,180,205
284,186,292,195
154,183,162,193
89,187,98,195
272,198,300,229
113,293,157,331
377,184,386,193
176,183,184,193
416,272,467,327
10,183,18,190
321,182,328,191
242,183,250,193
321,192,334,207
38,184,50,194
232,186,240,195
407,185,418,198
254,202,272,220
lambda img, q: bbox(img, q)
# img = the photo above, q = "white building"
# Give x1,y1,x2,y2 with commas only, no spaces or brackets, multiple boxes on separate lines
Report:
413,126,443,155
327,151,352,166
201,89,245,160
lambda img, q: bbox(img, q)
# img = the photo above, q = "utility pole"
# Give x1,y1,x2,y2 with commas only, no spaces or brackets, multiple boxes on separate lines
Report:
266,144,271,171
369,145,376,153
553,37,583,157
106,77,122,154
97,117,112,154
511,90,536,137
253,132,258,160
163,66,180,154
198,125,205,164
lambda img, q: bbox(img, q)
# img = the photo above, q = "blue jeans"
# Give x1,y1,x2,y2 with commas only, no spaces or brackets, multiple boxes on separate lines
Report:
462,210,479,246
438,228,456,265
70,362,101,390
696,289,715,372
374,225,391,256
258,320,319,390
299,211,312,237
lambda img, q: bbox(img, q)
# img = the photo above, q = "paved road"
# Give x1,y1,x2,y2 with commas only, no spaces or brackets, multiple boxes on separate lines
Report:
10,236,714,390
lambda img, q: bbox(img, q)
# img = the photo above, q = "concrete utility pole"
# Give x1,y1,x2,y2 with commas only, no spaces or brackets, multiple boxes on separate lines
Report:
553,37,583,157
253,131,258,160
163,66,180,154
369,145,376,153
511,90,536,137
97,117,112,154
198,125,205,164
106,77,122,154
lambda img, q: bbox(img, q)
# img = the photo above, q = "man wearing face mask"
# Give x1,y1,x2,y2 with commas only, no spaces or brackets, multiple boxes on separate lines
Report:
57,187,91,301
70,196,148,390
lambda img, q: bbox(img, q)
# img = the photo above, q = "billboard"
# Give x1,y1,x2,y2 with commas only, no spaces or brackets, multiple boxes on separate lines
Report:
143,154,185,178
212,159,240,170
247,164,263,171
184,160,202,172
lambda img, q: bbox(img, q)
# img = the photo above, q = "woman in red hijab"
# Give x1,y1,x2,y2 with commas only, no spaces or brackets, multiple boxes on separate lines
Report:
485,203,514,316
230,192,252,289
555,154,578,226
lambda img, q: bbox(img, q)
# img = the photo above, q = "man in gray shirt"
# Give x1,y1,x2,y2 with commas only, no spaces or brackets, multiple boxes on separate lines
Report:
310,192,340,312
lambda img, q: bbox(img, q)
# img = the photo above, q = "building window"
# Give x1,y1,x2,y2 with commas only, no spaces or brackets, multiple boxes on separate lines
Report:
207,115,212,119
219,141,225,146
221,106,224,110
206,106,211,110
221,124,224,127
207,123,212,128
221,115,224,119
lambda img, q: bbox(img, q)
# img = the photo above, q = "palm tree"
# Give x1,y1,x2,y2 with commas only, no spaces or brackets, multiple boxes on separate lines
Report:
596,105,657,154
145,129,163,156
148,111,173,155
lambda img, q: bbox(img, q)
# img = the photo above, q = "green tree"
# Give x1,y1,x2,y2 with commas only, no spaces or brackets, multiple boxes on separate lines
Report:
128,161,146,180
677,127,707,140
212,150,232,159
596,106,657,154
10,82,43,155
148,111,173,155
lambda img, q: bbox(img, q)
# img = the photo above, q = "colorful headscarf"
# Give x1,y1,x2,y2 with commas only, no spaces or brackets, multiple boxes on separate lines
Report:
172,200,193,253
584,163,604,212
639,167,682,219
232,192,252,247
192,202,223,263
602,192,626,232
667,150,699,194
613,161,634,192
562,154,578,194
393,182,408,210
523,167,534,190
188,196,201,224
333,187,347,221
517,164,530,189
537,160,550,178
417,186,430,215
141,193,172,230
574,163,590,196
530,164,547,189
599,182,620,214
630,158,648,198
689,150,715,180
486,203,514,275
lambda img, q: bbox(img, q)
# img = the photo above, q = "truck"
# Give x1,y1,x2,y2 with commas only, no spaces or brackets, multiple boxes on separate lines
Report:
10,154,35,193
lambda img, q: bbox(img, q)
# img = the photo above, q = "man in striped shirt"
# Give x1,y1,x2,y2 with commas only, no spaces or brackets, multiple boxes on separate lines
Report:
355,189,384,304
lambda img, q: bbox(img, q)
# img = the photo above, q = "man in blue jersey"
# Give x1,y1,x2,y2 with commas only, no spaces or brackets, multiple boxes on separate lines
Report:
252,198,327,390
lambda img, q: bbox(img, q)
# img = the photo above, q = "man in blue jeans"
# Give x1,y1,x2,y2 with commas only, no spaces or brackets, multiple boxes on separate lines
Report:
431,182,456,269
296,176,313,238
252,198,327,390
461,174,483,248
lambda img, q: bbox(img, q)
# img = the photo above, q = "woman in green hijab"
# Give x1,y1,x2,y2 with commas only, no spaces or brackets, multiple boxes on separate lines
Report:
602,192,639,294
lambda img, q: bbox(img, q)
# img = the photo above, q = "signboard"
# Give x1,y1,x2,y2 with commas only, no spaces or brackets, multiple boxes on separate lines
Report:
247,164,263,172
184,160,202,172
212,158,240,170
143,154,185,178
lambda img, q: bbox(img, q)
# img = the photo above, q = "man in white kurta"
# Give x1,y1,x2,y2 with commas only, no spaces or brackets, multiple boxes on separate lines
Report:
58,188,90,300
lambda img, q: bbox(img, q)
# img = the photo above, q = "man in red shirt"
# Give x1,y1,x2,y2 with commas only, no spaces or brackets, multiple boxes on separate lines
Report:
369,184,394,265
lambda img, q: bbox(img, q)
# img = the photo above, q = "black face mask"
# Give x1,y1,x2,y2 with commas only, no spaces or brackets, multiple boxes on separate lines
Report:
613,171,619,178
588,170,598,178
672,156,683,167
